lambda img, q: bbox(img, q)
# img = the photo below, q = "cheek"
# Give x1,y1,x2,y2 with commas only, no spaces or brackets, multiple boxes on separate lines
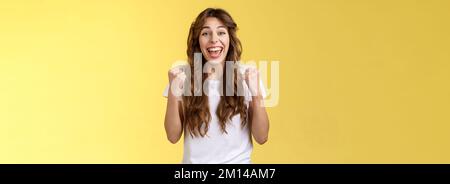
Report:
199,37,207,49
223,38,230,52
220,36,230,47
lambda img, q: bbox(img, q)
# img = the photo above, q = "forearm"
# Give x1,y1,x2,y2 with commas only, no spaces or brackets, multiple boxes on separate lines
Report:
250,95,269,144
164,92,183,144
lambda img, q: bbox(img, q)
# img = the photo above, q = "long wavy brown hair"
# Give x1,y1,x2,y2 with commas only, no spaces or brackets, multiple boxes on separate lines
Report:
180,8,248,137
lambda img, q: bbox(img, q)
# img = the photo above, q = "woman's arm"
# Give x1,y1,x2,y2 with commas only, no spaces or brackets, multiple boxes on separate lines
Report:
245,67,270,145
164,68,185,144
249,93,270,145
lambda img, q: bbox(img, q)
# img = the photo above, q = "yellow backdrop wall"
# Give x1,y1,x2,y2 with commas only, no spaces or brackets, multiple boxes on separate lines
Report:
0,0,449,163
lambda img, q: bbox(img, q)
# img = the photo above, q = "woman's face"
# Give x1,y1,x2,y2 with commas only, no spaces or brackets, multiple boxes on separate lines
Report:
199,17,230,64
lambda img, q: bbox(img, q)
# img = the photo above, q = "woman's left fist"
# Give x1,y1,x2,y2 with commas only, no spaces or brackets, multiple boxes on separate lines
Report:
244,67,260,96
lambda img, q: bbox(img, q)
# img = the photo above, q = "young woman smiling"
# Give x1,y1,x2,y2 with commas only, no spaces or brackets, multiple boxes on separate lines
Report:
163,8,269,164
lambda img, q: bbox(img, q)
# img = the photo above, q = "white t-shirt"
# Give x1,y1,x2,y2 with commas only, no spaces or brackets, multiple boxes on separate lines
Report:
163,79,266,164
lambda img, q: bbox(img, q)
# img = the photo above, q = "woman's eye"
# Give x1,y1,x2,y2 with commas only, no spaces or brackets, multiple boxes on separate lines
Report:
218,32,226,35
201,32,208,36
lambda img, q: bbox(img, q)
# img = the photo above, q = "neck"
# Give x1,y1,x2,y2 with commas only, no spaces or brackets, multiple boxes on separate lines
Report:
206,61,224,80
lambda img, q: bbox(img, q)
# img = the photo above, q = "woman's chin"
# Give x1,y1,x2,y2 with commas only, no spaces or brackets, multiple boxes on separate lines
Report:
206,58,223,65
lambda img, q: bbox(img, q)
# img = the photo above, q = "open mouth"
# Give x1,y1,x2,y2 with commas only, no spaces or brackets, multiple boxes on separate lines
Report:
206,46,223,59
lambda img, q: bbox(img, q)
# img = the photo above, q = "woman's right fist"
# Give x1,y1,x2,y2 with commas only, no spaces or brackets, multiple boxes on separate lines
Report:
168,67,187,97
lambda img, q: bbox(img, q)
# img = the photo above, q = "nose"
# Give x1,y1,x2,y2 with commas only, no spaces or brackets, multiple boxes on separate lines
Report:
210,32,219,43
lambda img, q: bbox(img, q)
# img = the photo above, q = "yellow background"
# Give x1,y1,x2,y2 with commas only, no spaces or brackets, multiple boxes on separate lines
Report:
1,0,449,163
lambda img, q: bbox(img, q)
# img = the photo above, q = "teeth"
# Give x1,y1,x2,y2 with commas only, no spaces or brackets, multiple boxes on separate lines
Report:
207,47,222,52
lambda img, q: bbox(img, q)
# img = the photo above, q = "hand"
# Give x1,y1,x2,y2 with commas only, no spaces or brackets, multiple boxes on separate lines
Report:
168,66,187,97
244,67,260,96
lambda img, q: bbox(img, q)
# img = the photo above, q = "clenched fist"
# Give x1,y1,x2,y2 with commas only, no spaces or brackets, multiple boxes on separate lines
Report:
168,66,187,98
243,67,260,97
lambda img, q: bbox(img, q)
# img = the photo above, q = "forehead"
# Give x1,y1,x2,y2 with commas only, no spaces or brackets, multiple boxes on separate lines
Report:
202,17,226,29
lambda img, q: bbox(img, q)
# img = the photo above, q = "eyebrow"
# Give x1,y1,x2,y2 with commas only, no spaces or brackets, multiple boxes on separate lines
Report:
201,25,227,30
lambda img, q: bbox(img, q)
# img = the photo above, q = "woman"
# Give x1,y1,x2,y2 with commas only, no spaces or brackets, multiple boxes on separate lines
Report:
163,8,269,164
